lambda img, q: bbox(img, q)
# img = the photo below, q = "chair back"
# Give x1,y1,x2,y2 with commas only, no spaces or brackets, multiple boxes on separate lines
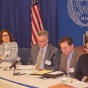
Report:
18,48,30,65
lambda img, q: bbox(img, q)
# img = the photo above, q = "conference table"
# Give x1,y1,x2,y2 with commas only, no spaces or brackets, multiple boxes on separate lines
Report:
0,62,86,88
0,78,26,88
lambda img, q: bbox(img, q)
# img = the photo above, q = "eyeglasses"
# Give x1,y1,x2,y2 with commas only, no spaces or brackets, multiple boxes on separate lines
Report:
60,46,69,51
37,39,47,43
2,34,9,37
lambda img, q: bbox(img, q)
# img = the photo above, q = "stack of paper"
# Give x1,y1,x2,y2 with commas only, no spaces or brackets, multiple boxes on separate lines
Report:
31,70,54,75
17,65,36,70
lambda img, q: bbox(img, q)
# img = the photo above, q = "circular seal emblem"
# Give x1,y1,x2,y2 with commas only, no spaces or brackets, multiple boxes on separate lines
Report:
67,0,88,27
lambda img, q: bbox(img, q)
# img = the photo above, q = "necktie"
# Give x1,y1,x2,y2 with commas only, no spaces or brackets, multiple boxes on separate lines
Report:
67,56,70,74
36,49,44,69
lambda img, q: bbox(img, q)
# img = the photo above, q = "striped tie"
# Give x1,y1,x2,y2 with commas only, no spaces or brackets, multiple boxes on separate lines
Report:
36,49,44,69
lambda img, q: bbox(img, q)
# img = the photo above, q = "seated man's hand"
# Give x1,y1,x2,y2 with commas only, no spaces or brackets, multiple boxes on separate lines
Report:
83,48,88,53
82,76,88,82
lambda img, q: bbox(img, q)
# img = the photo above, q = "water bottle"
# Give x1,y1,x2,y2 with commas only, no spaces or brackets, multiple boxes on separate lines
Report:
25,69,29,76
62,74,67,83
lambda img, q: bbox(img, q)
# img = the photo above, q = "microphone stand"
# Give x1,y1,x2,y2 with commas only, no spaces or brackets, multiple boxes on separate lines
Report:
13,65,21,76
13,65,24,76
13,65,17,75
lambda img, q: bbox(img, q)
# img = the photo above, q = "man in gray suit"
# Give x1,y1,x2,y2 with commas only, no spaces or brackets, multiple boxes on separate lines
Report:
28,30,61,71
59,36,83,77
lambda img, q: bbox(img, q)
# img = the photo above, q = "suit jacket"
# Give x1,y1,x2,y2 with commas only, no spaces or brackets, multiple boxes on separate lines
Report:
28,43,61,71
59,48,83,77
75,54,88,81
0,42,18,62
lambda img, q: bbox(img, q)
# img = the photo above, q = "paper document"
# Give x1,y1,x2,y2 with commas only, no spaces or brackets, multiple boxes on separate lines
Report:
48,71,64,75
31,70,54,75
65,81,88,88
18,65,36,70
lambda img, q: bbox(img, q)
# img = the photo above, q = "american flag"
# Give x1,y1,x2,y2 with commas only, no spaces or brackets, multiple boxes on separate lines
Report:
31,0,43,45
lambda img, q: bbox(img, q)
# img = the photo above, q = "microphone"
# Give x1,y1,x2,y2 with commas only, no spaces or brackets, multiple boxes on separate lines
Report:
9,57,21,69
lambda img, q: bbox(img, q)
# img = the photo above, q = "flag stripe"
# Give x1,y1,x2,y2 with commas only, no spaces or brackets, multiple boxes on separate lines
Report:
32,14,38,33
31,0,43,46
32,6,42,31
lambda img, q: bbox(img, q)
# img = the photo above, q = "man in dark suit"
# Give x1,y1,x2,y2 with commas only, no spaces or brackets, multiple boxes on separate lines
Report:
59,36,83,78
75,54,88,82
28,30,61,71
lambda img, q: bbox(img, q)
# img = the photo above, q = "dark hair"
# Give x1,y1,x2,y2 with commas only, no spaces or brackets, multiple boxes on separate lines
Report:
59,36,73,46
0,29,14,44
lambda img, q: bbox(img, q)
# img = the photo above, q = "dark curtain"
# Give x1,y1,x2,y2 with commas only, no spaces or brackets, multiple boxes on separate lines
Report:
39,0,58,47
0,0,58,48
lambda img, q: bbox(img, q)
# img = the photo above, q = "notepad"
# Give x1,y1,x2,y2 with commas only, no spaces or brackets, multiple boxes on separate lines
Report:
31,70,54,75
